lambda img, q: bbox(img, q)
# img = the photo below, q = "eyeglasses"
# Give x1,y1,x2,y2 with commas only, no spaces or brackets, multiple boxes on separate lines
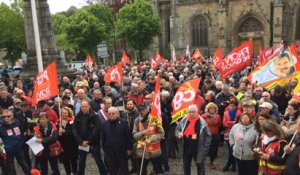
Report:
262,95,268,97
65,92,71,94
108,113,116,115
2,115,12,118
17,93,24,95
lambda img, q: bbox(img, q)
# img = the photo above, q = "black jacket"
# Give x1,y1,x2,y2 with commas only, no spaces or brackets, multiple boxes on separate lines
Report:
72,110,101,145
101,118,133,158
58,120,78,159
14,109,33,134
120,109,140,133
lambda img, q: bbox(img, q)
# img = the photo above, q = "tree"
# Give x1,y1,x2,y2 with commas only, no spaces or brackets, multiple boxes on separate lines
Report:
116,0,161,60
64,5,113,58
52,13,76,61
0,1,25,65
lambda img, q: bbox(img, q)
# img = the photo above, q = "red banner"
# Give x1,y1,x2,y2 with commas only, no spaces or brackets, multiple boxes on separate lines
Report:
220,40,253,78
155,50,165,62
32,62,58,106
85,55,93,71
121,51,130,65
149,75,162,128
104,62,123,83
150,58,159,69
212,47,223,70
191,49,204,62
171,78,201,123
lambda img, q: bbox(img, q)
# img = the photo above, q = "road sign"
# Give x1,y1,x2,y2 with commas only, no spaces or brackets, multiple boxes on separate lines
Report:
97,42,109,58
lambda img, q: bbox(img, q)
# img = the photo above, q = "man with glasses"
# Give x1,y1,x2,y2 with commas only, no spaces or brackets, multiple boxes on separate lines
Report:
0,109,31,175
102,107,133,175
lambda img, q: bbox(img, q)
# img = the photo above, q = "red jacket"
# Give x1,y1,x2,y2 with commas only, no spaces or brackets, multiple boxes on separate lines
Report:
223,110,242,129
201,113,221,135
129,93,144,106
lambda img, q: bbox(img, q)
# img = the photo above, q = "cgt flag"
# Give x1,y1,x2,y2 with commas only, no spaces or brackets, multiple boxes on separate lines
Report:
220,40,253,78
191,49,204,63
155,50,165,62
121,51,130,65
85,55,94,71
32,62,58,106
150,57,159,69
212,47,223,71
104,62,123,83
171,78,201,123
149,75,162,128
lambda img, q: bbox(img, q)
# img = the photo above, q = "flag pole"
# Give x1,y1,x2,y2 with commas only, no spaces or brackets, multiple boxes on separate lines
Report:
282,130,298,158
30,0,43,72
139,139,147,175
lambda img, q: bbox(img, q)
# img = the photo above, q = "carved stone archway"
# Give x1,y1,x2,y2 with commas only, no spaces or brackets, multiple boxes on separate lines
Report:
237,17,265,56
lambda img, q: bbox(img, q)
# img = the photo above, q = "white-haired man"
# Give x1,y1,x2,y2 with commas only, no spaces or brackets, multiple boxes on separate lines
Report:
175,104,211,175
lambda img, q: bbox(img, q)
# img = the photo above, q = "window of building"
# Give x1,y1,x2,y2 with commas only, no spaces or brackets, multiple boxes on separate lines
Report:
192,15,208,47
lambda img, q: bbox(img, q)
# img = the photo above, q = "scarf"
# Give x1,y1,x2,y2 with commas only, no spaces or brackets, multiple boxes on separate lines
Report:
184,117,198,137
262,135,277,145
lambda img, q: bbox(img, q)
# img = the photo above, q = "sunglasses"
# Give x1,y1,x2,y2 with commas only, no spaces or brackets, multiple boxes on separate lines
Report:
2,115,12,118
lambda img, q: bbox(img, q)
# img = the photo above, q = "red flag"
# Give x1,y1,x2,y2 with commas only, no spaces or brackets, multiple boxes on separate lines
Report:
172,48,177,62
220,40,253,78
149,75,162,128
171,78,201,123
85,55,94,71
212,48,223,70
179,55,184,64
191,49,205,62
155,50,165,62
121,51,130,64
263,41,284,63
32,62,58,106
257,48,266,65
104,62,123,83
150,58,159,69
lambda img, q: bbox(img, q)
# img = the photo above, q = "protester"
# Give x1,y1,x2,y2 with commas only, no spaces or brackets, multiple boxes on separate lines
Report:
120,99,140,173
201,102,221,170
255,120,287,175
0,109,31,175
222,100,241,172
102,107,133,175
58,107,78,175
132,104,164,175
175,104,211,175
281,101,300,138
283,119,300,175
229,112,258,175
34,111,61,175
72,100,107,175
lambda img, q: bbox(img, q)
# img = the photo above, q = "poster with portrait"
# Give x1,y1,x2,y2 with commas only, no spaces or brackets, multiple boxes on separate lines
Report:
249,43,300,88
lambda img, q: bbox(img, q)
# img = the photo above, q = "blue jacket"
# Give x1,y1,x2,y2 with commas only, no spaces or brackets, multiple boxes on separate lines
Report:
0,119,24,153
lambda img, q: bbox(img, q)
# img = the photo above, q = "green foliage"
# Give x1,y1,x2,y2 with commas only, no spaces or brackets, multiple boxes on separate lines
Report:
52,4,114,59
0,1,25,65
116,0,161,59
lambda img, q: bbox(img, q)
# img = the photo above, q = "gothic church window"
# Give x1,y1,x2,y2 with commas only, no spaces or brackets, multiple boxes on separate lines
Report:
192,15,208,47
239,17,264,33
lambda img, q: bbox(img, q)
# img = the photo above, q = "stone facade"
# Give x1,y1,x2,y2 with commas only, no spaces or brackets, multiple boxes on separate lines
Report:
22,0,75,78
154,0,300,57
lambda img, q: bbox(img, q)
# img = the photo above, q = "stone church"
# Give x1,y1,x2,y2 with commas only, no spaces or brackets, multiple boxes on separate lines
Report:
153,0,300,57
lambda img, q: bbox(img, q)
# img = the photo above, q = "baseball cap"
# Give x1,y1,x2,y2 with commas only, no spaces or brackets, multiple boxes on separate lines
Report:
259,102,273,110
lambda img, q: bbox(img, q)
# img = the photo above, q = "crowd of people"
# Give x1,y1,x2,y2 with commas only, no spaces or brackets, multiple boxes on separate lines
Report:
0,56,299,175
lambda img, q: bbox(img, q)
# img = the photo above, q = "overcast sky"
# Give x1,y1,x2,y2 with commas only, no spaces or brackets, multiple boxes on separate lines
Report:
0,0,86,13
